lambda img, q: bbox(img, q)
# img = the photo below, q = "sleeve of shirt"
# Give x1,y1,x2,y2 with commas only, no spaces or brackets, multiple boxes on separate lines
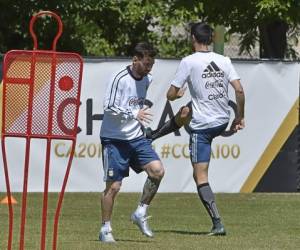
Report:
103,74,137,120
226,57,240,81
170,58,190,88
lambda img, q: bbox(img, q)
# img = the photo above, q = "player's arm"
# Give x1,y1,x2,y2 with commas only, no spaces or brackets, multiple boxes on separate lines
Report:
104,78,137,120
167,85,186,101
229,79,245,132
135,81,154,125
167,59,189,101
106,99,136,121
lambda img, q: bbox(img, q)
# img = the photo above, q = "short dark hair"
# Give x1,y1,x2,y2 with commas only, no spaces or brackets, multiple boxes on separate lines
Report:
190,22,213,45
133,42,157,58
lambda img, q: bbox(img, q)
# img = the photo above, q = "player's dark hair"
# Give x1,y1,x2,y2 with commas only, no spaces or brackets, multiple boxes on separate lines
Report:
133,42,157,58
190,22,213,45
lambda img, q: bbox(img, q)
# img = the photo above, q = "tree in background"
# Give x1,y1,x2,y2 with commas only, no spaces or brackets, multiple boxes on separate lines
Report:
0,0,85,53
0,0,299,59
201,0,300,58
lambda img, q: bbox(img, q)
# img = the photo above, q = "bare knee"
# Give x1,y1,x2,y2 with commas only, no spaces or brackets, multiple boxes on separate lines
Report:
150,166,165,181
145,161,165,180
180,106,191,118
103,181,122,196
175,106,191,126
154,166,165,180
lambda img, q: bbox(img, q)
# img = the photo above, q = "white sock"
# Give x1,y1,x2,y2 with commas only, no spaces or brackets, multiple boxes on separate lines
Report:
101,221,112,232
135,203,149,217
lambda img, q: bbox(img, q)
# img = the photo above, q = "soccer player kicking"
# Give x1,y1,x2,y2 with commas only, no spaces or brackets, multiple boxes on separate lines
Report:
148,22,245,236
99,42,164,242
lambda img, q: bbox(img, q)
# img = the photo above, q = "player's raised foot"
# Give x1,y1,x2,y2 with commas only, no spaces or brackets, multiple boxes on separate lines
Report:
207,223,226,236
99,230,116,243
131,213,154,237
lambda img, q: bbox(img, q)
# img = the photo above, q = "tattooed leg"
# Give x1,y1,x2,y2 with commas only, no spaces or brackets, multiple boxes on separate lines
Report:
140,176,161,205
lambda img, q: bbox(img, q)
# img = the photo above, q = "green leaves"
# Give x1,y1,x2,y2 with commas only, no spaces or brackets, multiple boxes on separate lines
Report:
0,0,298,58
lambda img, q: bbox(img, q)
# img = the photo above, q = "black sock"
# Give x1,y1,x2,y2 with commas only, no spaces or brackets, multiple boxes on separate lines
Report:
151,116,181,140
197,183,221,226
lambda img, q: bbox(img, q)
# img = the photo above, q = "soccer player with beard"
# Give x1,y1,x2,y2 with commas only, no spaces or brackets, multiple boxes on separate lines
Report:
99,42,164,242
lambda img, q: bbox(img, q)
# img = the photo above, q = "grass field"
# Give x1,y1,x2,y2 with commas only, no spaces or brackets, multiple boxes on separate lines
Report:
1,192,300,249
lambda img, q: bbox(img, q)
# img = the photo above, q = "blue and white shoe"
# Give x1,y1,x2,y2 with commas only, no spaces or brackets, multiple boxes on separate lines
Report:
131,213,154,237
99,229,116,243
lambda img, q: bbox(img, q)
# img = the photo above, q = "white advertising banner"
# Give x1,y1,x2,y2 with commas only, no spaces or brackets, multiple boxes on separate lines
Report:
0,59,299,192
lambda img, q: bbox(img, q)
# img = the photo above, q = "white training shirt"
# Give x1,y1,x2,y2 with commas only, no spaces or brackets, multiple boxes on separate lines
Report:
100,66,151,140
171,51,240,130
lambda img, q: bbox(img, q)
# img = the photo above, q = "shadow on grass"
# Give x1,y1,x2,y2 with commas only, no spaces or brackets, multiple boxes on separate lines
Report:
155,229,208,235
90,239,152,243
115,239,152,243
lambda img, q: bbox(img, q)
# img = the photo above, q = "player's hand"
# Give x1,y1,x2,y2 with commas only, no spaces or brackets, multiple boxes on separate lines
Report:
136,107,153,125
176,86,187,99
230,118,245,133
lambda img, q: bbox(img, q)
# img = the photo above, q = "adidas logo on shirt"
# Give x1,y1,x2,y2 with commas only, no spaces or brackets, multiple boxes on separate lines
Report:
202,61,224,78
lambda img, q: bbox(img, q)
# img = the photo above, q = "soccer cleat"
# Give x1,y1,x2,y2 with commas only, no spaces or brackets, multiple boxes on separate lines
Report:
99,230,116,243
131,213,154,237
207,223,226,236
